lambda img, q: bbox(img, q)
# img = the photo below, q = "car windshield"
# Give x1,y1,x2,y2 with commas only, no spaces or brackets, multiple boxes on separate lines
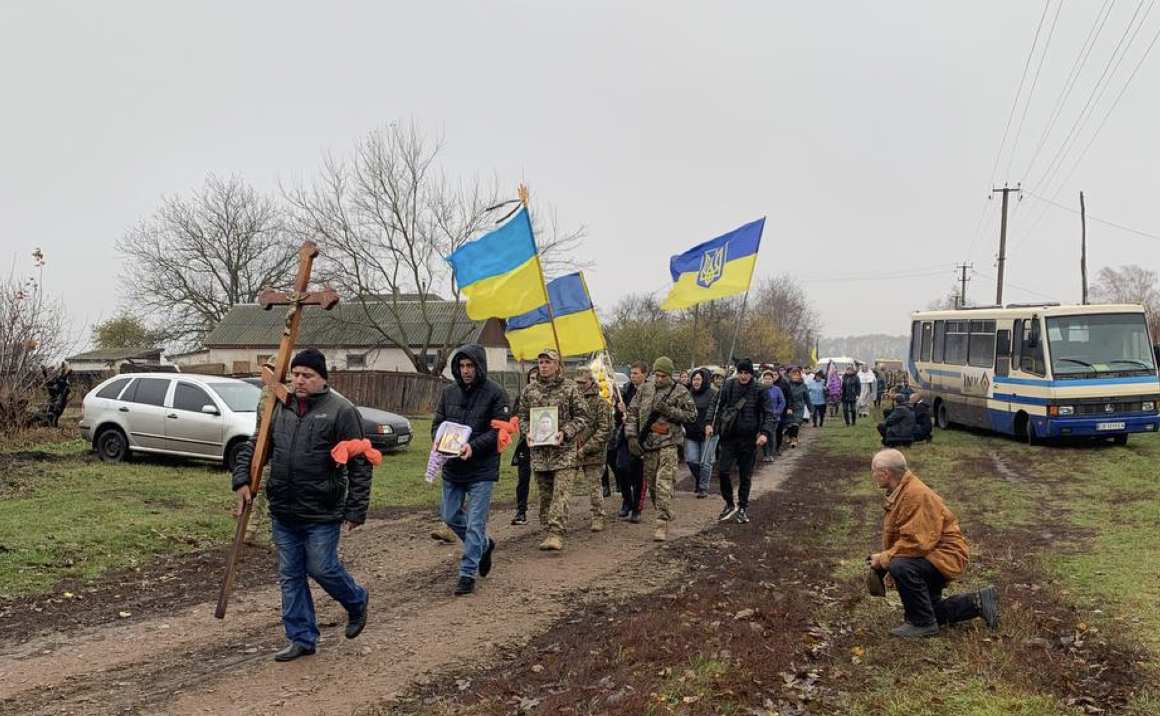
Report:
1046,313,1157,378
209,381,262,412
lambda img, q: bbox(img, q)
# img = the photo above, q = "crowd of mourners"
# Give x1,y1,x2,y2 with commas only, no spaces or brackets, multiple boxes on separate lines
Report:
232,345,996,662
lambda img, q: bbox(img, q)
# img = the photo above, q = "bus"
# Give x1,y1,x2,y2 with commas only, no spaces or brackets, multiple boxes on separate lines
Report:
907,303,1160,444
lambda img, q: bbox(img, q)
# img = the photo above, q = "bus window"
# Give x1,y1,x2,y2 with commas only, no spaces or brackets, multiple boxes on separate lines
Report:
920,322,933,361
945,321,968,365
1019,319,1046,376
933,321,946,363
968,320,996,368
911,321,922,361
1012,319,1023,368
995,329,1012,376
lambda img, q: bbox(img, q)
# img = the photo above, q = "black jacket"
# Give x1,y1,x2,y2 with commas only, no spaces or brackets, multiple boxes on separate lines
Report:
432,344,511,483
912,400,933,441
841,374,861,402
686,368,717,442
883,402,916,445
232,386,371,525
706,376,776,441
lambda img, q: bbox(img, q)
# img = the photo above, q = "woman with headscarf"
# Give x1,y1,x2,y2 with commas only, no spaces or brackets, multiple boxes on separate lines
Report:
826,362,842,418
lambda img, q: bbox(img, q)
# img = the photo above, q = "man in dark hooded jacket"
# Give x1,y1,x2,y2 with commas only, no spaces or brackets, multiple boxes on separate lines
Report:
911,394,933,442
432,344,511,596
705,359,776,525
877,394,915,447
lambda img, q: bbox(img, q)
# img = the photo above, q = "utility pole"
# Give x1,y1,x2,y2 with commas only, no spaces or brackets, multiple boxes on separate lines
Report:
955,263,973,308
1080,191,1088,305
992,184,1021,306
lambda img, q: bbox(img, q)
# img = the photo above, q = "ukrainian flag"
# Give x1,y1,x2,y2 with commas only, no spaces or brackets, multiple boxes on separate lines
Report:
660,218,765,311
447,208,547,320
506,272,606,359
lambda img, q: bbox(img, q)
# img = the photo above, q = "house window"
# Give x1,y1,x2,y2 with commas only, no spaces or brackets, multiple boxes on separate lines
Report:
346,353,367,368
256,354,273,367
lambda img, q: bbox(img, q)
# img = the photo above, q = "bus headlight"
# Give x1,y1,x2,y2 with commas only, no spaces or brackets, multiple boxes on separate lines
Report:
1057,406,1074,416
1143,401,1155,412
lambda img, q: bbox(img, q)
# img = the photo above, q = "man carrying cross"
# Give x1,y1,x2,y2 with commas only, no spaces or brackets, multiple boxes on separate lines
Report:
232,349,372,662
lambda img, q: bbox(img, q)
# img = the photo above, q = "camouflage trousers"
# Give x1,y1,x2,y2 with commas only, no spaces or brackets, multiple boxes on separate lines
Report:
243,466,271,542
644,446,678,524
579,461,605,521
536,467,576,536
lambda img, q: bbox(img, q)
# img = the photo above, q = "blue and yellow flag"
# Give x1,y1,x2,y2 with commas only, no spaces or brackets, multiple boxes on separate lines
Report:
506,272,606,360
447,208,547,320
660,218,765,311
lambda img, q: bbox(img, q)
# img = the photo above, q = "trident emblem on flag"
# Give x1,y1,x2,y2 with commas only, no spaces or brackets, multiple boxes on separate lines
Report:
696,244,727,288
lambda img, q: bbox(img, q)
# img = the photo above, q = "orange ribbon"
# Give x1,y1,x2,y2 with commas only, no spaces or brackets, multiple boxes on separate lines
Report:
331,438,383,466
492,417,520,453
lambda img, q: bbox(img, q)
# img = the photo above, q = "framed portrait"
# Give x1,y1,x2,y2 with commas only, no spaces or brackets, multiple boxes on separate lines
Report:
436,421,473,456
528,406,560,446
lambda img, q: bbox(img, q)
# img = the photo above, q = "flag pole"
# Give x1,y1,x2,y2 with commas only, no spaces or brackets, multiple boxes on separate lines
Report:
521,184,565,363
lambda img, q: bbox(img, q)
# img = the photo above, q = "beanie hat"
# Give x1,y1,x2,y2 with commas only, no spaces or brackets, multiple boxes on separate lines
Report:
736,358,755,374
895,393,909,405
652,356,675,376
291,348,328,380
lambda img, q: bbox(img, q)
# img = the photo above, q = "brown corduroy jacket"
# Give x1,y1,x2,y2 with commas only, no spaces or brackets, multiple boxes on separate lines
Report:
875,471,969,581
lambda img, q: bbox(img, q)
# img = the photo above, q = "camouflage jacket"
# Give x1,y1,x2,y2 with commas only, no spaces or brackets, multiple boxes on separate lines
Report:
624,378,696,451
517,371,591,471
576,382,614,466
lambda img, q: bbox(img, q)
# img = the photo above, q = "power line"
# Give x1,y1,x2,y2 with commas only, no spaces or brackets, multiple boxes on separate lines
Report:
971,269,1062,303
1022,188,1160,241
1020,0,1116,182
1005,0,1065,179
989,0,1054,189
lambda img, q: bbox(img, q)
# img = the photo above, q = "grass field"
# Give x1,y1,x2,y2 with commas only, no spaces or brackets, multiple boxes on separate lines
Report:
806,418,1160,715
0,417,532,597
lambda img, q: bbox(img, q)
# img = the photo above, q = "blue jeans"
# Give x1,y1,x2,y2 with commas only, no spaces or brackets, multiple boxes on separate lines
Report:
271,518,367,649
442,479,495,578
684,436,719,492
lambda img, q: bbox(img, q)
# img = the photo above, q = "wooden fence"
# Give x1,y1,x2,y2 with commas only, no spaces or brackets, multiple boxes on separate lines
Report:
327,370,451,416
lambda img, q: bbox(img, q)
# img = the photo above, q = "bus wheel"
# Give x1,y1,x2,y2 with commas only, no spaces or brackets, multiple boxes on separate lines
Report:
1113,434,1128,446
935,402,950,430
1014,413,1037,445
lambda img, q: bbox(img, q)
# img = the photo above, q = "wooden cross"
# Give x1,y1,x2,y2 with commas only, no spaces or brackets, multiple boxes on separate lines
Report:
215,240,340,619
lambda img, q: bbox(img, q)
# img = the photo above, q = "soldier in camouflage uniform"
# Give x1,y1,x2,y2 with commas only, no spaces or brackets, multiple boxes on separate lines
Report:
624,356,696,542
574,366,614,532
244,384,274,544
516,348,591,551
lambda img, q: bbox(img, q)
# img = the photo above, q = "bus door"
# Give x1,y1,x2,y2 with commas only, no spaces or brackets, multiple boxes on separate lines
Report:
995,327,1013,429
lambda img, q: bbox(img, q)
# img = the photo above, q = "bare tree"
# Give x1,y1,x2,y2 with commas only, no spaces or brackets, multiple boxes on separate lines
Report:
1091,264,1160,339
0,249,75,432
285,121,586,375
927,285,962,311
116,175,298,348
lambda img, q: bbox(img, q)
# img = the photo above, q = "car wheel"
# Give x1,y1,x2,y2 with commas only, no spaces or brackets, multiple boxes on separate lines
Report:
96,428,130,463
225,440,247,472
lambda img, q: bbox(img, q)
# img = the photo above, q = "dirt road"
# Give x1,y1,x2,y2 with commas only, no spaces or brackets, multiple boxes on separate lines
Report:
0,445,806,716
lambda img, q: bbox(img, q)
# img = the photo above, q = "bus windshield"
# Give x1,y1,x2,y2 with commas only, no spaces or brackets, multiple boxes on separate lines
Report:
1046,313,1156,378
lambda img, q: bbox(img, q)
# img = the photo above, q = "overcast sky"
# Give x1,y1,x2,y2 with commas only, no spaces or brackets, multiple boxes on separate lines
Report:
3,1,1158,347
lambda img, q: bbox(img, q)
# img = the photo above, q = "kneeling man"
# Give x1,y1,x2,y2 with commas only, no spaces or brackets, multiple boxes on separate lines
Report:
867,449,998,638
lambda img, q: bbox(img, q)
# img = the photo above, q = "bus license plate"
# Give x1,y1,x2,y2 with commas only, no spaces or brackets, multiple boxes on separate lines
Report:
1097,422,1126,431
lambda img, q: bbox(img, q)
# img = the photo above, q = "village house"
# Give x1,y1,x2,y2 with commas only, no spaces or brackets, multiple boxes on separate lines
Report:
65,347,165,374
168,297,517,378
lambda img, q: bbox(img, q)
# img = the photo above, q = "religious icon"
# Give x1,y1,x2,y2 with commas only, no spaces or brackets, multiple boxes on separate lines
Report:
436,421,473,456
528,406,560,446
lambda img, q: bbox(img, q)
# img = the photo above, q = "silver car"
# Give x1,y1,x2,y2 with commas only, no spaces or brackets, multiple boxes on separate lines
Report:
79,373,259,470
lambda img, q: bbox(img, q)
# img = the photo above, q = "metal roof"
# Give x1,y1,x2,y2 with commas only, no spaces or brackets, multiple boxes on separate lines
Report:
203,300,485,348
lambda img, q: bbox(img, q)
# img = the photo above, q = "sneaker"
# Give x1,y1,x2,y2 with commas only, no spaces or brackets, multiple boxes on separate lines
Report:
736,509,749,524
345,593,368,639
479,538,496,578
538,534,564,551
618,505,631,519
890,622,939,639
454,576,475,596
629,511,642,524
977,585,1000,631
718,505,739,522
511,513,527,526
274,643,316,662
